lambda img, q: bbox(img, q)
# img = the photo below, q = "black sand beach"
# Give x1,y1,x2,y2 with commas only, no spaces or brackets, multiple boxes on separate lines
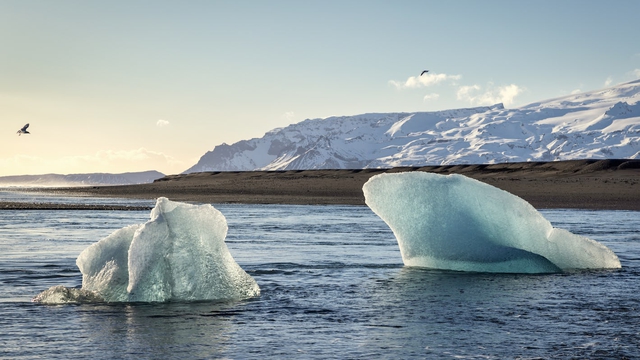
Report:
5,159,639,211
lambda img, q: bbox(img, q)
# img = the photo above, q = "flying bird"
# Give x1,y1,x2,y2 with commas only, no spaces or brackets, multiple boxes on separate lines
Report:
420,70,429,76
17,123,30,136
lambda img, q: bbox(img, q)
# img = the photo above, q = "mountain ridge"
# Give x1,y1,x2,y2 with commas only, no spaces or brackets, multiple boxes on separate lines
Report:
0,170,165,188
184,80,640,173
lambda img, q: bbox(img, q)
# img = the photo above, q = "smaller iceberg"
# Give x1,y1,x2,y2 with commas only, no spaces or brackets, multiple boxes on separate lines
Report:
363,172,621,273
34,197,260,304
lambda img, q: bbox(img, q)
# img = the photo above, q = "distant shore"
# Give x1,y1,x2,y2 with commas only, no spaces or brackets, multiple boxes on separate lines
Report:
3,159,639,211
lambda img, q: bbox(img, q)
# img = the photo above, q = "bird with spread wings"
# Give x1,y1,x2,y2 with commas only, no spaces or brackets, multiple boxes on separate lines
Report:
17,123,30,136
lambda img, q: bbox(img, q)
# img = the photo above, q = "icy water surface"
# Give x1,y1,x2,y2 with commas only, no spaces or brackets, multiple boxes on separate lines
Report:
0,193,639,359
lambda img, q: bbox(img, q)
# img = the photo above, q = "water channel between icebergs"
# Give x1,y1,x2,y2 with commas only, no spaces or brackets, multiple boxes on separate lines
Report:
1,190,639,359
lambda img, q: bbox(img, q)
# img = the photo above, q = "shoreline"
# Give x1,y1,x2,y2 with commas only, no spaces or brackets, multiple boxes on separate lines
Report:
0,202,151,211
3,159,639,211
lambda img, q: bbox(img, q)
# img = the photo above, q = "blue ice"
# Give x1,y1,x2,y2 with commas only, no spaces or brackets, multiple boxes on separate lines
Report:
363,172,621,273
34,198,259,303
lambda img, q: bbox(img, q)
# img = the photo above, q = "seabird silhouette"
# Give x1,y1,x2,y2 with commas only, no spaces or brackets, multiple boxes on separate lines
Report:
420,70,429,76
17,123,30,136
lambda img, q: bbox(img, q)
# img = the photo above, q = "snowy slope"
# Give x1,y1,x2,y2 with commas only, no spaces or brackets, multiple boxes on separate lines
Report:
0,171,165,187
184,80,640,173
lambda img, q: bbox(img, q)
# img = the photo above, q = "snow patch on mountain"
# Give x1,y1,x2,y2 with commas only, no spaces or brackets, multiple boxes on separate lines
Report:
184,80,640,173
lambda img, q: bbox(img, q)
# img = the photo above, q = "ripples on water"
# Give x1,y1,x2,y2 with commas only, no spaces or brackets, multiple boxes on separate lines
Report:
0,193,639,359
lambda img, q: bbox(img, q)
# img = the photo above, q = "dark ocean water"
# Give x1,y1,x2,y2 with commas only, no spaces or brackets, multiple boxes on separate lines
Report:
0,192,638,359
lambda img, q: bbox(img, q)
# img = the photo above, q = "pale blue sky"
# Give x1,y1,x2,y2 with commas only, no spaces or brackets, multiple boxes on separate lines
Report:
2,0,639,176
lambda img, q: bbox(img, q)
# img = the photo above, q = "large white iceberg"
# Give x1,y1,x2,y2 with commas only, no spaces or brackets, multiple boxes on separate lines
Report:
363,172,621,273
34,197,260,303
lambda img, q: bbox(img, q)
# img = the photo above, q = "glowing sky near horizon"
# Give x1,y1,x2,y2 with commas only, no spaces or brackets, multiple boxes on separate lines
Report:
1,0,639,176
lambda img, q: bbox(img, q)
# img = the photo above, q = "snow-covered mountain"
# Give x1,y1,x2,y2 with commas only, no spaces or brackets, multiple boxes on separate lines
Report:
184,80,640,173
0,170,165,187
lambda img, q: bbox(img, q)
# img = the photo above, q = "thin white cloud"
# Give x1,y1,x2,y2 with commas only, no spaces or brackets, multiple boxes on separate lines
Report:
156,119,170,127
423,93,440,101
457,83,523,107
633,69,640,79
282,111,295,121
604,76,613,87
456,85,481,100
571,89,582,95
389,72,462,89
